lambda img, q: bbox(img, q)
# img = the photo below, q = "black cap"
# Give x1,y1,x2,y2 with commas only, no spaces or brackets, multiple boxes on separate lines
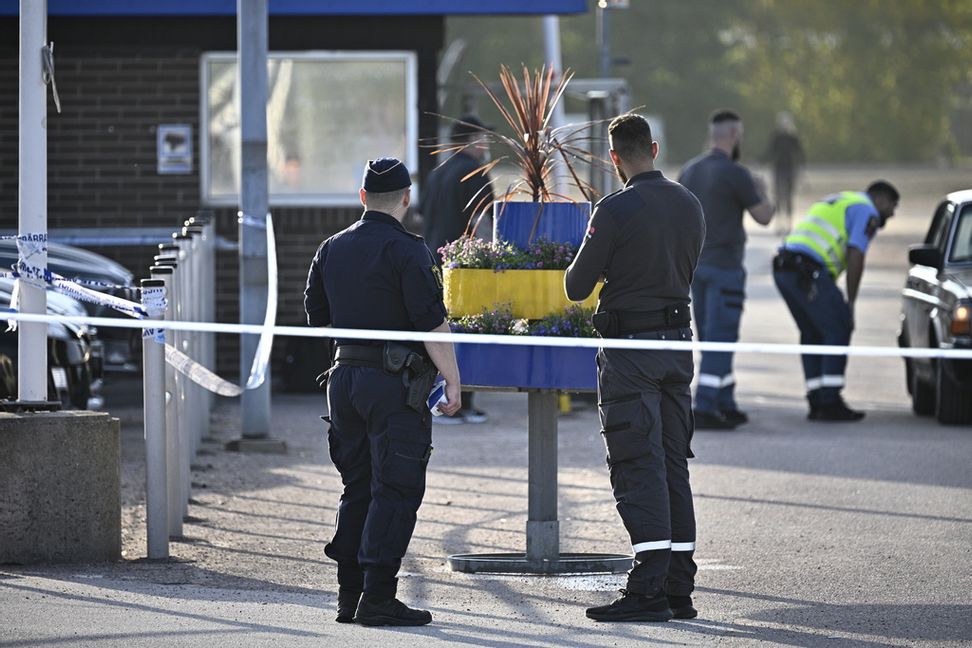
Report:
362,157,411,193
451,114,493,141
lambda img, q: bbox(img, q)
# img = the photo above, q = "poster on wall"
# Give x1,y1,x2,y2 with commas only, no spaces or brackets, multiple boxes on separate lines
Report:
157,124,193,175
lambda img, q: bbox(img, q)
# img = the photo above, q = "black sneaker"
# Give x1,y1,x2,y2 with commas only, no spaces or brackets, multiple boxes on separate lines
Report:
586,589,674,622
694,410,738,430
335,588,361,624
354,595,432,626
812,399,865,422
667,595,698,619
721,409,749,426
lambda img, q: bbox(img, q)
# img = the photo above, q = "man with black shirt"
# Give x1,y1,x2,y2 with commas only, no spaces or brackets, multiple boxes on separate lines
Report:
566,114,705,622
420,114,495,424
305,157,461,626
679,110,775,429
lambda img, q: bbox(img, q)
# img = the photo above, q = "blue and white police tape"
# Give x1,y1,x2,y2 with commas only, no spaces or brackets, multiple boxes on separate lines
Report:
6,310,972,360
140,285,167,343
7,213,278,396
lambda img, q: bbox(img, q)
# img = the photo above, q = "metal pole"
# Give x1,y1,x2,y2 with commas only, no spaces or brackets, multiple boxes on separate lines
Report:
140,278,168,560
172,233,192,518
526,390,559,564
17,0,47,402
597,3,611,79
151,258,182,538
238,0,271,438
183,226,202,453
541,15,568,195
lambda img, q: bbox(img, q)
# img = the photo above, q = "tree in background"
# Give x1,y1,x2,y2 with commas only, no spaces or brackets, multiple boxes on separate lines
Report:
446,0,972,164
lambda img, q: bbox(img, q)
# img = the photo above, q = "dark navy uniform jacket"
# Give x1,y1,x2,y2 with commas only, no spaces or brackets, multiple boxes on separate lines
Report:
304,210,447,352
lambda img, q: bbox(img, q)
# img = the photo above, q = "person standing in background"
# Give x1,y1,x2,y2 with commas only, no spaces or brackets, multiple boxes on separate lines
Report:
765,111,805,234
679,110,775,430
419,114,495,424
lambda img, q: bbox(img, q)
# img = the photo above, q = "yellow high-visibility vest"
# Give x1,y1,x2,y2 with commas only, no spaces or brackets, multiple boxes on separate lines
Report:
786,192,870,278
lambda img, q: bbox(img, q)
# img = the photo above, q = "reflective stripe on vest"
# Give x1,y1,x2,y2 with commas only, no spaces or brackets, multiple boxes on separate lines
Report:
785,191,870,278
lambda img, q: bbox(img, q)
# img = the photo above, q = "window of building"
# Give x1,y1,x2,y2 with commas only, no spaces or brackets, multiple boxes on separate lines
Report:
200,51,417,206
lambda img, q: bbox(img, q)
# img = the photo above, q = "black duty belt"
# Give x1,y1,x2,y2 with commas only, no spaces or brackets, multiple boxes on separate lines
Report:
594,303,691,338
618,305,691,335
774,249,823,273
334,344,384,369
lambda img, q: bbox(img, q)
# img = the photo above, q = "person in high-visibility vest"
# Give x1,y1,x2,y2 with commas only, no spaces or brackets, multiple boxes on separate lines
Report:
772,180,899,421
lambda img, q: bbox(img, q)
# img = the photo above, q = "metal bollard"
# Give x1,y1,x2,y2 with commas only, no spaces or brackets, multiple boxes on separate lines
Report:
172,232,193,519
150,262,182,538
185,223,206,450
140,278,168,559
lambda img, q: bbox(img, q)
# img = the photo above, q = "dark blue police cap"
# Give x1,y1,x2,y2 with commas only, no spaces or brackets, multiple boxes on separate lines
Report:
362,157,411,193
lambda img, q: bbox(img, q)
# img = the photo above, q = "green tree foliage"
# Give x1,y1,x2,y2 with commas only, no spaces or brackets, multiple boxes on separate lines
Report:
729,0,972,162
446,1,972,163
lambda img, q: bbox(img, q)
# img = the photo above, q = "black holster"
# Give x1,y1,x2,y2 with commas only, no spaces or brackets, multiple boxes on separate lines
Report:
384,342,436,414
592,310,619,337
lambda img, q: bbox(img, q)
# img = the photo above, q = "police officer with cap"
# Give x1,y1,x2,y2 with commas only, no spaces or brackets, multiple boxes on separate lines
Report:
304,157,461,626
565,114,705,622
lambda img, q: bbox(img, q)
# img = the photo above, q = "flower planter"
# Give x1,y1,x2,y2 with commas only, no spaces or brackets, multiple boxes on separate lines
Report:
493,201,591,249
443,268,599,319
456,342,597,391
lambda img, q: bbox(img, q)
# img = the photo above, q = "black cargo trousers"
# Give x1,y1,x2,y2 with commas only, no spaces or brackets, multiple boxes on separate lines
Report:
324,365,433,599
597,327,698,597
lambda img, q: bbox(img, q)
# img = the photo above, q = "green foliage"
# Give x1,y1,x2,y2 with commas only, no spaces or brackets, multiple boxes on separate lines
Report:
445,1,972,163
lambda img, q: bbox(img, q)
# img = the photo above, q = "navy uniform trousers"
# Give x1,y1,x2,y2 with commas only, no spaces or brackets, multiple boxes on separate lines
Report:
597,328,698,597
692,263,746,414
324,365,432,599
772,265,853,407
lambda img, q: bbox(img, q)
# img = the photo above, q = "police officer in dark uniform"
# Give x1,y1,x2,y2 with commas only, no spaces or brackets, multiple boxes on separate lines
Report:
304,157,461,626
565,114,705,622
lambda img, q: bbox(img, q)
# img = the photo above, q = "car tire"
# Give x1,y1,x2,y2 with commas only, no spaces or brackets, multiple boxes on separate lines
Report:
935,360,972,425
908,359,935,416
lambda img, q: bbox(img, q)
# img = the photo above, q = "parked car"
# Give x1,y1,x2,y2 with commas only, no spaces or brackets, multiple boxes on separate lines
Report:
0,240,138,370
0,278,104,410
898,189,972,425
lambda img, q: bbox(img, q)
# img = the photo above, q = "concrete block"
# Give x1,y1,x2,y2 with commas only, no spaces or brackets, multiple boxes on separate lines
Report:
0,411,121,564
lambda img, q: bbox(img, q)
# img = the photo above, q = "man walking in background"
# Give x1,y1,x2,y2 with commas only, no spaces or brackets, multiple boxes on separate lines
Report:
679,110,775,429
765,111,805,233
420,114,495,424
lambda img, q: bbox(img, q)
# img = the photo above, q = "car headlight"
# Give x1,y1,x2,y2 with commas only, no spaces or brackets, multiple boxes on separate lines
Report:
951,304,972,337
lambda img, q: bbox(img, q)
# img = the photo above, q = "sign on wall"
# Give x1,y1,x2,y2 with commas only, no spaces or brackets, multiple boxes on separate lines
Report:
200,51,418,207
157,124,193,175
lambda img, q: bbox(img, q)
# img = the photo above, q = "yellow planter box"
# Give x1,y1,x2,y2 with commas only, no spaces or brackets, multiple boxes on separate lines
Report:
443,268,600,319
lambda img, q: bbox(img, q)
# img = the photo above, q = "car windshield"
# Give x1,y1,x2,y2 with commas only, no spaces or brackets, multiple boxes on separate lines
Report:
949,204,972,263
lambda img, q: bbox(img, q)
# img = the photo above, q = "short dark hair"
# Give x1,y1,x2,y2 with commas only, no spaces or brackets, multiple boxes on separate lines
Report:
710,109,742,124
867,180,900,203
608,113,653,160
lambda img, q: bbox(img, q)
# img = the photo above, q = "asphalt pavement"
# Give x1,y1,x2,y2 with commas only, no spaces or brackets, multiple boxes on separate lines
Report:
1,166,970,647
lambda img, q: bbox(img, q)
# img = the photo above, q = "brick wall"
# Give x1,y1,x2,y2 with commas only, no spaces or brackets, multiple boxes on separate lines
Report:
0,15,443,386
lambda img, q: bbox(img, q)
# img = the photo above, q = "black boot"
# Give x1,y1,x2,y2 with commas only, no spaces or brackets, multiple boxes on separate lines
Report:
694,410,738,430
354,594,432,626
813,398,865,422
667,595,698,619
335,588,361,624
586,589,674,622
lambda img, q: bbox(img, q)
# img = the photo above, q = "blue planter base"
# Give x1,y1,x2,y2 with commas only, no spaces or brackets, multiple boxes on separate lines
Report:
456,342,597,391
